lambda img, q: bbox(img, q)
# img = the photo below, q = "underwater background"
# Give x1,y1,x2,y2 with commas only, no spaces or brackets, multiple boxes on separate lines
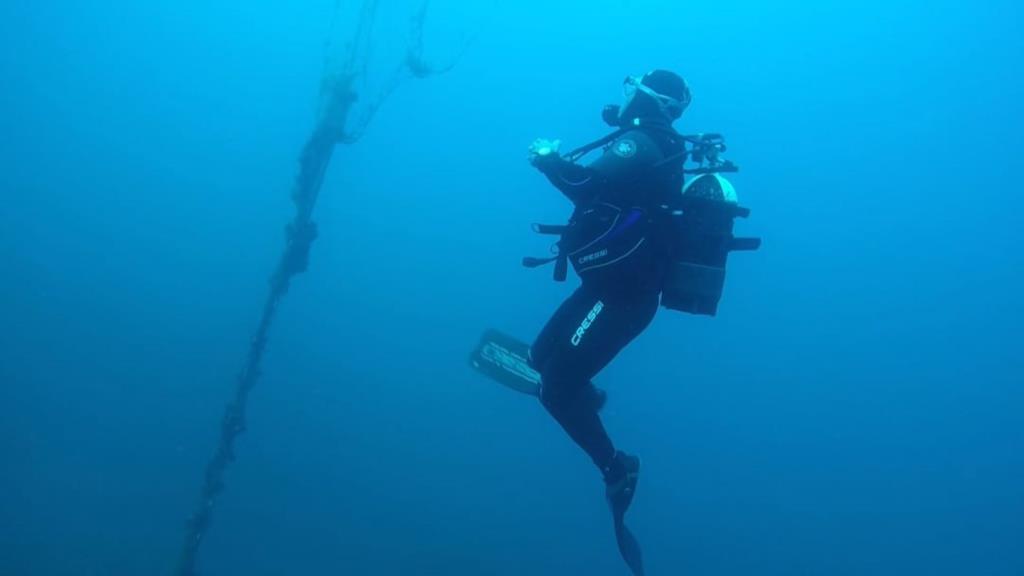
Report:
1,0,1021,574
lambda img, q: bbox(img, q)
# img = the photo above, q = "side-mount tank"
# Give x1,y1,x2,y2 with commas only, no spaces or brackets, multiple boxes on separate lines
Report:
661,173,761,316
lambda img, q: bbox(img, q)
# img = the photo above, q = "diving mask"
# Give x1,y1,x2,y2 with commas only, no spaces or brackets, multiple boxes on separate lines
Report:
622,75,690,119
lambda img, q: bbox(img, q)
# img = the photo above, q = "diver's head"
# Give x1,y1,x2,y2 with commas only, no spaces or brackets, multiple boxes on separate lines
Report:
618,69,691,126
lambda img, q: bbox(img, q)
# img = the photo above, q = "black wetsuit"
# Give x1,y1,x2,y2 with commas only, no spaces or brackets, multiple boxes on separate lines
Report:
529,122,685,473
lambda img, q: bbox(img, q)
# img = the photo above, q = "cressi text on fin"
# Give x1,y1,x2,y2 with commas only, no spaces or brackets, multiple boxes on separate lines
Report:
469,329,541,397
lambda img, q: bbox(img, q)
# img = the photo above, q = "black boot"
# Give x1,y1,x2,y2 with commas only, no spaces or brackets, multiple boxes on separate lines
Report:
603,450,641,519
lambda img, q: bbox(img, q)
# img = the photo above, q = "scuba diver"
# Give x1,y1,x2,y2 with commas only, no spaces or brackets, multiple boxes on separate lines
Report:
526,71,689,576
471,70,759,575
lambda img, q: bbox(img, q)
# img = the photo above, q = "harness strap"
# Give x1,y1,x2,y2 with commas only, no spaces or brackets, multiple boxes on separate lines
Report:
522,255,557,268
532,223,569,235
564,128,629,163
521,252,569,281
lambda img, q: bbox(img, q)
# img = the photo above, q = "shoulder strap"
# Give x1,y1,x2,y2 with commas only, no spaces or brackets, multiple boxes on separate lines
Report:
564,128,629,163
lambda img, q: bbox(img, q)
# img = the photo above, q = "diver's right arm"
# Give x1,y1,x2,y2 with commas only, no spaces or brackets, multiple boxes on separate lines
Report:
530,131,659,205
534,155,607,205
528,138,607,205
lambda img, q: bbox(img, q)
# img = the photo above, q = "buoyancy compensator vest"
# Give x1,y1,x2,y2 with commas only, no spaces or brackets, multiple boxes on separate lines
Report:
523,126,684,294
525,130,760,313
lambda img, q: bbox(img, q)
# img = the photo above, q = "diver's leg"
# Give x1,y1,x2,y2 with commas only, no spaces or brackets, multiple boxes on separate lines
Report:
541,367,618,469
530,287,659,471
530,287,614,467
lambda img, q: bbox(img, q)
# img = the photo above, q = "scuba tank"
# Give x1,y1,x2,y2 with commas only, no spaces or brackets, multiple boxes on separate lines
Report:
661,172,760,316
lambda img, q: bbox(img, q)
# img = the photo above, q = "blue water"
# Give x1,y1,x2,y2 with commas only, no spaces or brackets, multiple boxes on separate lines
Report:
2,1,1021,574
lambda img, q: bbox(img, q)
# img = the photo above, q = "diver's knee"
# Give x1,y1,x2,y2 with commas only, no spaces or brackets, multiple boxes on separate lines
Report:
539,378,570,413
541,376,594,416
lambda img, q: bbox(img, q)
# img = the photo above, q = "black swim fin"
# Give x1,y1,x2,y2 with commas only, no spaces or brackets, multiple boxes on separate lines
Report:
607,452,644,575
614,520,645,576
469,329,541,397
